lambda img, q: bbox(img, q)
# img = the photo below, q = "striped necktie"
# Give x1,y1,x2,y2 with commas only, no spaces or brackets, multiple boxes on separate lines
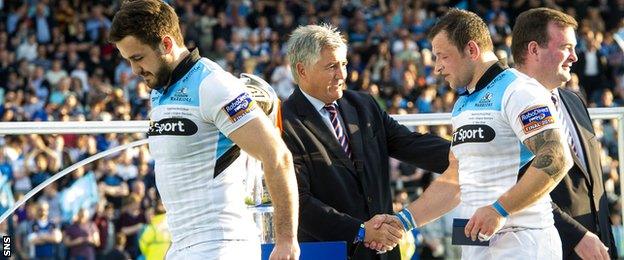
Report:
551,92,579,158
324,104,352,159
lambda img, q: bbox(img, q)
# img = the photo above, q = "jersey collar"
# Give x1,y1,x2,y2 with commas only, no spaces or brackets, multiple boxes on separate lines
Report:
161,48,201,93
460,62,508,96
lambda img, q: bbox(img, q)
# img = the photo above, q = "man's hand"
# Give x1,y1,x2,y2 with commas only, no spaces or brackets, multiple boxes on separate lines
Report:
369,214,404,230
269,239,300,260
363,214,404,252
465,205,505,241
574,231,609,260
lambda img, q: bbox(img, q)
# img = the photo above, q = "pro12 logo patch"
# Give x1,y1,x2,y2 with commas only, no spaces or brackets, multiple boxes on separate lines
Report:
520,106,555,134
223,92,256,122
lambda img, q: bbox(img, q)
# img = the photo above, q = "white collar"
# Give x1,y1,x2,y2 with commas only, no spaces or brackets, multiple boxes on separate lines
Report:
300,88,338,113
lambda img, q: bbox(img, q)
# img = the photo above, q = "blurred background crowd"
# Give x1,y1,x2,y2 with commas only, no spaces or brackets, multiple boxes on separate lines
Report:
0,0,624,259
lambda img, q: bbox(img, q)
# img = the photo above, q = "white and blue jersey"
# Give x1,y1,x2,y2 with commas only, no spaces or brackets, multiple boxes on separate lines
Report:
451,64,561,229
147,49,263,248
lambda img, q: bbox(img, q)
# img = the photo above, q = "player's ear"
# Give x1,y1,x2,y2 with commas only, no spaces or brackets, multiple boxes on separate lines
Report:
160,36,174,55
465,41,481,60
527,41,539,60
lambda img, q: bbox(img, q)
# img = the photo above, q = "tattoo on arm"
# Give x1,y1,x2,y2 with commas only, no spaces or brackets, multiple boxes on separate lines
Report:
524,129,566,180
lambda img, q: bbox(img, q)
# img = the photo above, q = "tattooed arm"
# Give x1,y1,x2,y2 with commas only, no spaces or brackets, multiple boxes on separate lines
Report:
495,129,573,214
464,129,573,240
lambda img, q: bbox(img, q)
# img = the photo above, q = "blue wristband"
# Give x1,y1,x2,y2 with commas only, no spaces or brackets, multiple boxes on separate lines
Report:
354,223,365,243
396,208,416,231
492,201,509,217
396,212,411,231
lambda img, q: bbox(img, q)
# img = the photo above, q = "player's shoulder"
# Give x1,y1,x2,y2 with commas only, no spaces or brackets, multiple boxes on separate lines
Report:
506,68,549,93
197,58,231,82
196,59,244,92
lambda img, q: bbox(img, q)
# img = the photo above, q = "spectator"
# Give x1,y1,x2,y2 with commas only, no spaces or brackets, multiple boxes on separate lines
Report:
115,151,137,182
612,204,624,259
25,135,61,188
32,46,52,70
63,208,100,260
138,198,171,260
239,33,269,74
105,233,131,260
116,194,145,259
0,149,13,181
574,30,609,102
84,5,111,42
15,201,36,260
488,13,512,47
16,34,38,62
270,56,294,100
38,183,62,225
98,158,129,210
93,202,116,258
45,60,68,88
32,2,52,44
29,201,63,259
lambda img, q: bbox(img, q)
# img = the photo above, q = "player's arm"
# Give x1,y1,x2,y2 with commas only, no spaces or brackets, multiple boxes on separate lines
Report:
369,151,459,251
229,114,299,252
403,151,460,226
464,85,573,241
465,129,573,241
495,128,573,214
204,72,299,259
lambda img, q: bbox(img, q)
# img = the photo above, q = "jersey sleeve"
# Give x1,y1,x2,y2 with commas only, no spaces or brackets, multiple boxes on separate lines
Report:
199,70,263,136
503,80,561,143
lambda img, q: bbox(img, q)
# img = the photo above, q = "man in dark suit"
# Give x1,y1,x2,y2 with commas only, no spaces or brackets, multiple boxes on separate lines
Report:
281,24,450,260
512,8,616,260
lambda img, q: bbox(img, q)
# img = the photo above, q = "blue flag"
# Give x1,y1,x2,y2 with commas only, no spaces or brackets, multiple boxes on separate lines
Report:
0,174,14,215
59,172,99,223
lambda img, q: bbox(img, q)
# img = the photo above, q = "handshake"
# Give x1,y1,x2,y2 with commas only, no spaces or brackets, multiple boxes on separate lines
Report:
361,214,407,252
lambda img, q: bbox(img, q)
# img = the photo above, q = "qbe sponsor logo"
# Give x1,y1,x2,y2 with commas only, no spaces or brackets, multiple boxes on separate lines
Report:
452,124,496,146
148,118,198,136
520,106,554,134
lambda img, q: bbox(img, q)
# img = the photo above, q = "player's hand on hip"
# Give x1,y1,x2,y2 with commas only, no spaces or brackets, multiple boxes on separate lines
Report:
465,205,505,241
269,239,300,260
574,231,609,260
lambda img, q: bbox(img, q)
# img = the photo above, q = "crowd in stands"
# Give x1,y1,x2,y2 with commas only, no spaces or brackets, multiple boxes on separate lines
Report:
0,0,624,259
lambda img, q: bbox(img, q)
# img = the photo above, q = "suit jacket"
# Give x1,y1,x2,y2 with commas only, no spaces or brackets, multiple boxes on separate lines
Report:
281,88,450,260
550,88,617,259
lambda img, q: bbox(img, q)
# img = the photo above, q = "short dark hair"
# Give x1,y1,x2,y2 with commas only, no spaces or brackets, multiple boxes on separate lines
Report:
512,8,578,65
109,0,184,49
428,8,493,53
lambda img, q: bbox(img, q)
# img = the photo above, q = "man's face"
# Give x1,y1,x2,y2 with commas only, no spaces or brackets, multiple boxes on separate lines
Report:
115,36,172,89
432,31,474,89
537,23,578,88
37,204,49,219
299,46,348,104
